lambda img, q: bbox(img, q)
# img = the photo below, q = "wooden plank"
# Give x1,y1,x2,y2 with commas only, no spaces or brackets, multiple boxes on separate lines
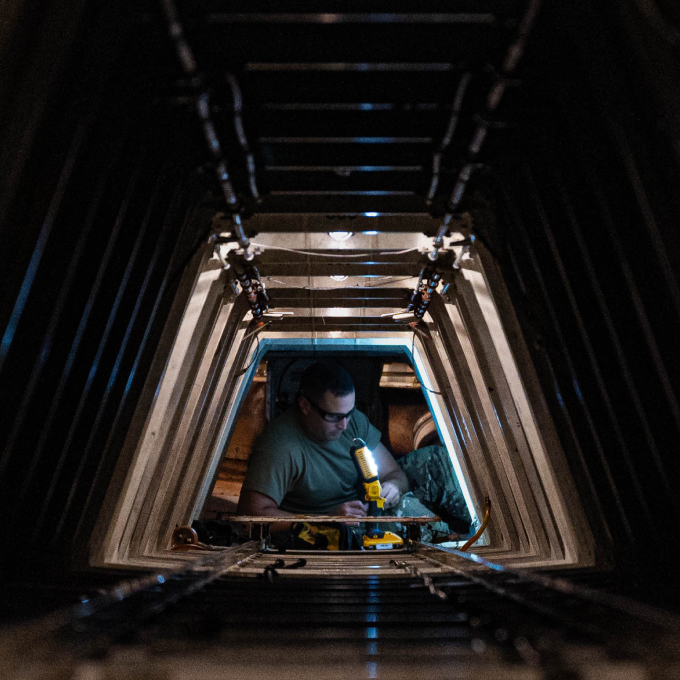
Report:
109,266,226,563
243,213,446,235
475,243,595,567
268,287,411,308
454,276,551,559
425,298,518,553
224,515,439,523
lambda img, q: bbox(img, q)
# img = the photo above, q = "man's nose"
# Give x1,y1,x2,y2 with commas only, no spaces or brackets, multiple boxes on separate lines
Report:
337,416,350,430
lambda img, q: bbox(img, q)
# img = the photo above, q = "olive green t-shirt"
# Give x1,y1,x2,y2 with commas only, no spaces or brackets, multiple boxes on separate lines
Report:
241,407,382,514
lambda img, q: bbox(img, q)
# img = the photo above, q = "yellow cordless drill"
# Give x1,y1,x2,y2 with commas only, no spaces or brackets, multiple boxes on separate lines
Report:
350,437,404,550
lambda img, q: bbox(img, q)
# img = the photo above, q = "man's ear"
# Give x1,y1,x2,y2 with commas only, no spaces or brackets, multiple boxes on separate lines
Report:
298,393,311,416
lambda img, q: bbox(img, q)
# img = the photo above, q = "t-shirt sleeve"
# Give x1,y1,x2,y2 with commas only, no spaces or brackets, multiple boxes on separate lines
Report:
352,410,382,452
240,432,299,506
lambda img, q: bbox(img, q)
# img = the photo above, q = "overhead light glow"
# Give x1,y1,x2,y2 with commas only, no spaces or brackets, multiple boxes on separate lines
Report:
363,231,379,235
331,275,348,281
328,231,353,241
364,212,379,217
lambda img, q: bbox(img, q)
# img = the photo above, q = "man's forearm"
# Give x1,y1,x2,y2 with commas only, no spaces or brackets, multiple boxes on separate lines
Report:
237,505,298,535
382,468,409,495
236,491,300,534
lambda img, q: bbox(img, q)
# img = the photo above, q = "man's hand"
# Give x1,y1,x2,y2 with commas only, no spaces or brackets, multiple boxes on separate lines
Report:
381,481,401,509
331,500,368,518
371,443,409,504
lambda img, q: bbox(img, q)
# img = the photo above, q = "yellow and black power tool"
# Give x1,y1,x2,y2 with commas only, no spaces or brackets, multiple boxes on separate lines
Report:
350,437,404,550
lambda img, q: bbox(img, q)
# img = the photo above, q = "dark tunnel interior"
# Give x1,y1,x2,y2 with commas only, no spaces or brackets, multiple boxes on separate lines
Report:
2,0,680,674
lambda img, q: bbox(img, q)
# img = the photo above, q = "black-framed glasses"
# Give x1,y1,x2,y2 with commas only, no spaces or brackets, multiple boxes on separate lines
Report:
302,392,356,423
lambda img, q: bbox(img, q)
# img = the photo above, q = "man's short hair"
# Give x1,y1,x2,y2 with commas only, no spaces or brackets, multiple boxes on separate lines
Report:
300,360,354,403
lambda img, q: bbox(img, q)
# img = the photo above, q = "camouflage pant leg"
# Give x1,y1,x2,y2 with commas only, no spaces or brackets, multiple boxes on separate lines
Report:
397,445,472,534
384,492,450,542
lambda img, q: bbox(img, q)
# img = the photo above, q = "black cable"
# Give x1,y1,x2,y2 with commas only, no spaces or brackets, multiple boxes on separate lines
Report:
249,242,420,258
262,558,284,583
235,332,260,377
283,558,307,569
411,330,443,395
299,275,417,291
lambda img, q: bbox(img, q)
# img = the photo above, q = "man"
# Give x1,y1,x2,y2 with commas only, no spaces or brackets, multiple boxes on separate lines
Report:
237,360,409,521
